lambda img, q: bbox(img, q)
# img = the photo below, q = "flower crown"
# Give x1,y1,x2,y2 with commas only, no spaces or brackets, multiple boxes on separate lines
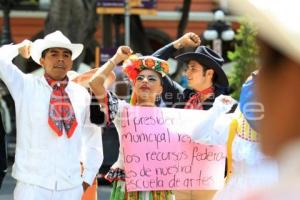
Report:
122,55,169,81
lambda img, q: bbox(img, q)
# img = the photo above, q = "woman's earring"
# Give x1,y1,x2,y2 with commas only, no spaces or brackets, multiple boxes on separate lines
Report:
155,95,161,104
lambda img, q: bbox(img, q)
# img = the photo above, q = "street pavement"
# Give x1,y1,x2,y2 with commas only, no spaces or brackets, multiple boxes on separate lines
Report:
0,167,112,200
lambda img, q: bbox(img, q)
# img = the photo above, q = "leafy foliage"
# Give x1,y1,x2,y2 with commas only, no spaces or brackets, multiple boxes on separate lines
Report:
228,19,259,99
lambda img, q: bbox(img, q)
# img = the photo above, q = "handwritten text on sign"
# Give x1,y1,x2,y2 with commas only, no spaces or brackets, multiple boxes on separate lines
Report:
121,106,226,192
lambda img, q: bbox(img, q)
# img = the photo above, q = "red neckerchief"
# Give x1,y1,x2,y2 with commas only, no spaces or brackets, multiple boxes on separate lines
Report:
45,73,78,138
184,87,214,110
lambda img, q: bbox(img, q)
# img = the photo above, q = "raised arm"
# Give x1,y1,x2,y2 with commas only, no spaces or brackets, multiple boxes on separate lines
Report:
152,32,201,60
89,46,132,104
152,32,201,107
0,40,32,100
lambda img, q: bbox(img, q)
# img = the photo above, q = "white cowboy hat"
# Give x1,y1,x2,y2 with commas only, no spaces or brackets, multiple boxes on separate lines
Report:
31,30,84,65
226,0,300,63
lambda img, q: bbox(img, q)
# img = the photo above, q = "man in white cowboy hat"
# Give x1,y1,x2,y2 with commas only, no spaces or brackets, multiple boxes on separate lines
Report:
0,30,103,200
225,0,300,199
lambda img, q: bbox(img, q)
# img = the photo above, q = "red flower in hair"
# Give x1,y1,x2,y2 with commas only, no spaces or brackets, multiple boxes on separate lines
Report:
123,55,170,80
123,63,139,80
132,59,143,70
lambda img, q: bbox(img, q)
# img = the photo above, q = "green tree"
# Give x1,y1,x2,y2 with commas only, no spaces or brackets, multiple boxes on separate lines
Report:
228,19,258,99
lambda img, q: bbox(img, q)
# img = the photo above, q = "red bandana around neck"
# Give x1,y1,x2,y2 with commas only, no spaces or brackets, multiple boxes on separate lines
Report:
184,86,214,110
45,73,78,138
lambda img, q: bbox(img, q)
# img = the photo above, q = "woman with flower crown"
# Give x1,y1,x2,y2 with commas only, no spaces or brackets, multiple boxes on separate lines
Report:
89,46,174,200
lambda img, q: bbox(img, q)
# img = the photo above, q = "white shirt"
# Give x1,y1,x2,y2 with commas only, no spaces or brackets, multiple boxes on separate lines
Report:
241,139,300,200
0,43,103,190
111,100,127,170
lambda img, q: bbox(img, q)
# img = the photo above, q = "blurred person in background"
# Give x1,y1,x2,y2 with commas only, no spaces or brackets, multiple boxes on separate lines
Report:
0,112,6,189
226,0,300,199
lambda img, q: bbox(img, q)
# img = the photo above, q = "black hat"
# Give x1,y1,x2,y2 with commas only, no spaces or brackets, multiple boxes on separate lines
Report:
175,46,229,88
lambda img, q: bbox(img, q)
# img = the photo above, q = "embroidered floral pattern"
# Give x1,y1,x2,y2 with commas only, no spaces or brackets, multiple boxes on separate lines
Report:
123,55,169,80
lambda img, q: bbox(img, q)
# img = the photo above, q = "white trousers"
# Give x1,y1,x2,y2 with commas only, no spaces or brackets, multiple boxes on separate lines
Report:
13,181,84,200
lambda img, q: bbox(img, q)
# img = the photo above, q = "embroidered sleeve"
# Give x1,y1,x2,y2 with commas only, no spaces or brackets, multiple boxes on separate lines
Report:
105,91,119,124
90,90,119,126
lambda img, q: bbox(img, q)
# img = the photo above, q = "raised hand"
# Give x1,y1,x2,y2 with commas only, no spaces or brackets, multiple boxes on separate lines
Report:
18,39,32,59
111,46,133,65
173,32,201,49
89,45,132,98
213,94,237,113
